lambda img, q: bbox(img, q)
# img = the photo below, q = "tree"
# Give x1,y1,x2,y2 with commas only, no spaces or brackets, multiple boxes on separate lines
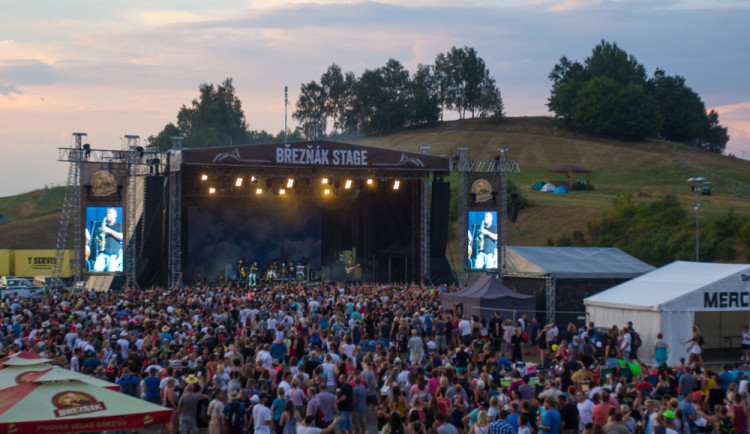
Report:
349,59,411,134
434,46,503,119
548,41,659,141
292,80,328,139
320,64,355,134
176,78,249,148
705,109,729,153
650,69,709,142
146,122,181,151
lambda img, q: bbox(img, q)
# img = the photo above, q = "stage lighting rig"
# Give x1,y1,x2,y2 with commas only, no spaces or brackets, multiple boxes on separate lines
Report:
209,187,216,194
324,188,331,195
344,180,352,189
366,178,374,185
201,174,208,181
235,177,244,187
393,180,400,190
286,178,294,188
255,188,263,195
321,177,329,185
279,188,286,195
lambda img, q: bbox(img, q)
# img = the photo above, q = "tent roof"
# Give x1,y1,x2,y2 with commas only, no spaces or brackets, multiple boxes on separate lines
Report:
550,165,591,173
456,274,534,300
504,246,655,279
584,261,750,310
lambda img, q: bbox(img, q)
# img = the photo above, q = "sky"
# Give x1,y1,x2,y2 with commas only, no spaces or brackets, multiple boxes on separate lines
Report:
1,0,749,197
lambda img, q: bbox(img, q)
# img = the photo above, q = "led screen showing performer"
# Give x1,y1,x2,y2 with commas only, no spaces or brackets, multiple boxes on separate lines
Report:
467,211,498,270
85,206,124,272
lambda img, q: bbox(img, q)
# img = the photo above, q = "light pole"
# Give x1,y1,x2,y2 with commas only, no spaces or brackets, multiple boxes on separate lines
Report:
687,177,707,261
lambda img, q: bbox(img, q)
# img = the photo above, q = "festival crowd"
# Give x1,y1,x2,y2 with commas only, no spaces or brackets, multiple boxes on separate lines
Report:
1,281,750,434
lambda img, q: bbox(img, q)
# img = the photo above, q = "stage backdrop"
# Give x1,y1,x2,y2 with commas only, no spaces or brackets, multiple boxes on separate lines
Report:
186,206,321,282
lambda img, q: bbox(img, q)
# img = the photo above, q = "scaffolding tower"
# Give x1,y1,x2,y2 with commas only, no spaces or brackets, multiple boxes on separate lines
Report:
451,148,520,285
123,135,140,289
51,133,86,288
167,137,184,288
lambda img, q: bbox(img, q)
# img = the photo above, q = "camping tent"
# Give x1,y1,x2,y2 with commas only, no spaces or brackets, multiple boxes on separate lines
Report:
585,261,750,366
442,274,535,320
531,181,545,191
0,372,170,433
503,246,655,325
554,185,569,194
540,183,556,192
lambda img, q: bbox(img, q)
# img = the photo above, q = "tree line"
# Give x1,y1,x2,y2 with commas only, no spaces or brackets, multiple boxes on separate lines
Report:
548,40,729,152
148,41,728,155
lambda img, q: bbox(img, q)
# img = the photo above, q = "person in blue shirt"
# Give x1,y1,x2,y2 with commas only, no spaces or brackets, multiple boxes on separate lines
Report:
271,339,286,362
498,352,512,373
143,367,161,403
539,397,561,434
159,325,173,342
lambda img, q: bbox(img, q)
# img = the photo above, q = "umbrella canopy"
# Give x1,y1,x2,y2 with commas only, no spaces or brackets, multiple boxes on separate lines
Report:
0,364,118,391
0,376,170,434
0,352,118,391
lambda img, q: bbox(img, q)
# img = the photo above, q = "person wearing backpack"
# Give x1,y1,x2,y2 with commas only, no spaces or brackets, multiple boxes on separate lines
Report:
627,322,642,362
116,367,140,397
223,390,246,434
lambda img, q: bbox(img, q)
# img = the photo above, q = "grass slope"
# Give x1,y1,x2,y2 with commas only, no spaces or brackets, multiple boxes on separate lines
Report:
3,117,750,262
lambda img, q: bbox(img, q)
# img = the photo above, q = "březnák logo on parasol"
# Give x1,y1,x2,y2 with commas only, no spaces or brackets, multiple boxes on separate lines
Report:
52,391,107,417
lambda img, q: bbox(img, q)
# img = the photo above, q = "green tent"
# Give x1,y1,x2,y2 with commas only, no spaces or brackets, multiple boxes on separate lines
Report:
531,181,545,191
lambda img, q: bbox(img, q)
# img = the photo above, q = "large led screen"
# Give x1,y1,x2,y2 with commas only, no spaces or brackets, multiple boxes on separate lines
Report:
468,210,498,270
85,206,124,272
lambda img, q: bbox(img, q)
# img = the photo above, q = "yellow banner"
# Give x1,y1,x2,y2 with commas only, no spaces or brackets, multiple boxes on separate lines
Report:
0,250,10,276
13,250,74,277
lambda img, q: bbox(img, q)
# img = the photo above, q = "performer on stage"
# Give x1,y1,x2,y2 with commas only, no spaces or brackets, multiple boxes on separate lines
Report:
249,261,258,285
473,211,498,269
93,207,123,272
236,258,248,285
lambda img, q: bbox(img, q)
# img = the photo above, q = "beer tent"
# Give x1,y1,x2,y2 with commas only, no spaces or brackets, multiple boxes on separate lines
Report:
584,261,750,366
0,372,170,434
442,274,534,320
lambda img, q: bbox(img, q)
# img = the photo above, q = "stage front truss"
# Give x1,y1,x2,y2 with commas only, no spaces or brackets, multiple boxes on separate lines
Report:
451,154,520,285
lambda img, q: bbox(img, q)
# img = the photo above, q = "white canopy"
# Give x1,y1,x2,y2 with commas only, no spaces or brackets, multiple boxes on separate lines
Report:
585,261,750,366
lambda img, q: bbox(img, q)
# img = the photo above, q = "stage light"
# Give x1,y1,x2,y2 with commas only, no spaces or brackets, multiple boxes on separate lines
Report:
251,176,257,183
279,188,286,195
324,188,331,195
201,174,208,181
209,187,216,194
287,178,294,188
255,188,263,195
321,177,329,185
344,180,352,189
366,178,374,185
393,180,400,190
235,177,243,187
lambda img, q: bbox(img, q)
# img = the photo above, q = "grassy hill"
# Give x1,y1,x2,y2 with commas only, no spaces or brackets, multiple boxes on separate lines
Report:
3,117,750,263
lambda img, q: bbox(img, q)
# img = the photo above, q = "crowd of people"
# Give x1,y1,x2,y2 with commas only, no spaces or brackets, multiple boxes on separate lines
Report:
1,281,749,434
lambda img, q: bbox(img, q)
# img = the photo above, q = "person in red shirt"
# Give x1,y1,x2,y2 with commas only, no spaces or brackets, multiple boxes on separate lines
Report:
591,390,612,426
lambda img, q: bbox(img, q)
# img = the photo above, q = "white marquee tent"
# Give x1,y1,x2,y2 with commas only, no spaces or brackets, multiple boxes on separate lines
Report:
584,261,750,366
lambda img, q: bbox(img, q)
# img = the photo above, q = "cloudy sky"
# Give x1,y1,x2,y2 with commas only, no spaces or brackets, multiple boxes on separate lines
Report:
1,0,748,197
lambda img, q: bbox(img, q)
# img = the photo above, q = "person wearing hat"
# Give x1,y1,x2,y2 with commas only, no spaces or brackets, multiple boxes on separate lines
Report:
178,379,209,434
222,390,247,434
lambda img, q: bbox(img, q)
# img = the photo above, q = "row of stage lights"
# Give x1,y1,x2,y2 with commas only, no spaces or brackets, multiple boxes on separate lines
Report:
201,174,400,196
